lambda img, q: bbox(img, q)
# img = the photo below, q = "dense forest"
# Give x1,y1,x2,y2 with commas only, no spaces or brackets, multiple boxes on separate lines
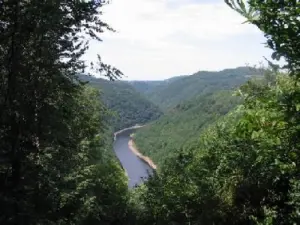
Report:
134,90,242,166
130,1,300,224
129,75,186,97
0,1,131,224
1,0,300,225
132,67,266,166
78,74,163,131
131,67,263,111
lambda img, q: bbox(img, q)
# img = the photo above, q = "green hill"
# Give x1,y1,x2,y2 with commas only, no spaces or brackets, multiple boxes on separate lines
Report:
133,90,241,166
131,67,262,111
128,75,186,95
130,67,263,166
78,75,163,131
127,80,163,95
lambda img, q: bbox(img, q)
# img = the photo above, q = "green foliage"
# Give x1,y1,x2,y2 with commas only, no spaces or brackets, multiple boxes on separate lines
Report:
226,0,300,75
128,80,165,95
51,86,130,225
79,75,163,131
129,76,186,96
0,1,129,224
2,0,300,224
130,2,300,224
133,73,300,224
134,67,263,111
134,90,241,167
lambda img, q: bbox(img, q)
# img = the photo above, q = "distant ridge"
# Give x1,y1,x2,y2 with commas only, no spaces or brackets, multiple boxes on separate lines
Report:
78,74,163,131
129,66,263,110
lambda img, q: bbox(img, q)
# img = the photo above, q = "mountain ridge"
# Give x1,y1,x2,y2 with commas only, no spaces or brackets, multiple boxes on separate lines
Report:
129,66,263,111
77,74,163,131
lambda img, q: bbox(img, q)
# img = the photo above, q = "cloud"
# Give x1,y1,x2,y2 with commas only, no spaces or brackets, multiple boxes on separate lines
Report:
83,0,272,80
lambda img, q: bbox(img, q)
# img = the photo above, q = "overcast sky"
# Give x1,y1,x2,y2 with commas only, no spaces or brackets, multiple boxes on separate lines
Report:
83,0,272,81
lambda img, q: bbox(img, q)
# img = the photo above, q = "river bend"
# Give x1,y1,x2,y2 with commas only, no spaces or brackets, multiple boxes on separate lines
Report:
113,128,153,188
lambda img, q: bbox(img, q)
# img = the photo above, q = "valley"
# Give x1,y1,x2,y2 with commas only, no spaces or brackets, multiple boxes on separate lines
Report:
129,66,262,111
82,66,262,179
78,74,163,131
3,1,299,224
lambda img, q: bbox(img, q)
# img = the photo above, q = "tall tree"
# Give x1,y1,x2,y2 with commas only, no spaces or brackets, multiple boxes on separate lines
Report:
225,0,300,75
0,1,123,224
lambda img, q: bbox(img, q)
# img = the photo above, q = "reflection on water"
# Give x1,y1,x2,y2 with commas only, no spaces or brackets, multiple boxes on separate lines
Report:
113,128,153,188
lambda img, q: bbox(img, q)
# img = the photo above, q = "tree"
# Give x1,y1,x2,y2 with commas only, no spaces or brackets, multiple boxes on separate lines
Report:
131,1,300,224
0,1,123,224
225,0,300,75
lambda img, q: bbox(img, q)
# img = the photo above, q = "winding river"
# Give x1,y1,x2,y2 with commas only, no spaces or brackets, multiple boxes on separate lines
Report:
113,127,153,188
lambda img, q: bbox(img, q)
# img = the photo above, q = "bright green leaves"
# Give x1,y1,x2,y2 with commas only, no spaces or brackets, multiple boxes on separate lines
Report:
133,72,300,224
225,0,260,23
129,1,300,224
226,0,300,76
134,90,241,167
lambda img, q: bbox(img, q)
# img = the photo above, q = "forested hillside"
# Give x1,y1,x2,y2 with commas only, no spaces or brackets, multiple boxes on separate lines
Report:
128,76,186,96
2,0,300,225
127,80,163,95
132,67,265,166
132,67,263,111
130,1,300,224
134,90,241,166
79,75,163,131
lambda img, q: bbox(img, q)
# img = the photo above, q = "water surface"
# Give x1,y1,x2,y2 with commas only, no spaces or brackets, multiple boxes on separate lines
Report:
113,128,153,188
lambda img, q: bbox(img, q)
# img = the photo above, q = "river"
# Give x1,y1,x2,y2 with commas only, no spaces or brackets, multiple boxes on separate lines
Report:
113,127,153,188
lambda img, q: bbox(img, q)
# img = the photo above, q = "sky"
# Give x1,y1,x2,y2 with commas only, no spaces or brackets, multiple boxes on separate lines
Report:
83,0,273,81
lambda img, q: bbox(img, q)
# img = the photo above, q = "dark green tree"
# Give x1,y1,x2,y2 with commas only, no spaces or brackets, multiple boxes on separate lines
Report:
0,1,124,224
131,1,300,224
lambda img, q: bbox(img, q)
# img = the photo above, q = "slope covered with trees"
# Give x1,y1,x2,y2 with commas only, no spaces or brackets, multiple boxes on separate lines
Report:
2,0,300,224
127,80,164,95
134,90,241,166
130,1,300,224
79,75,163,131
133,67,263,111
128,76,186,96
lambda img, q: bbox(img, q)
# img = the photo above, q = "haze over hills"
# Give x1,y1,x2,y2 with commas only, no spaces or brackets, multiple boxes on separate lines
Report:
128,75,186,95
78,66,264,167
78,66,263,133
129,66,263,111
77,66,266,170
133,90,241,166
78,74,163,131
3,1,298,224
126,80,163,95
128,67,265,166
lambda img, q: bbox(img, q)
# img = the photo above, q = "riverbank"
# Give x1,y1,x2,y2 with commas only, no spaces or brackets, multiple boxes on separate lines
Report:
113,125,154,187
114,124,144,141
128,137,157,170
